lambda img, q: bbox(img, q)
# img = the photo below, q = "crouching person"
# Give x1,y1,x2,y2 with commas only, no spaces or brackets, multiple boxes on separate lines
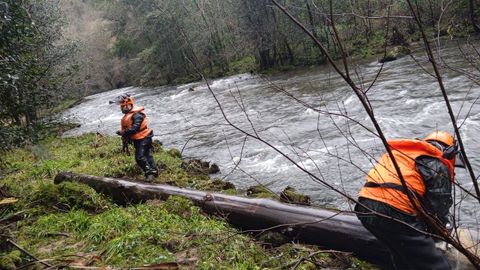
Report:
355,131,465,270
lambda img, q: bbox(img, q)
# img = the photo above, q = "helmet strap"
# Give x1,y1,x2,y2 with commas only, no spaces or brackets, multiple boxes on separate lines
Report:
121,104,132,113
442,141,459,160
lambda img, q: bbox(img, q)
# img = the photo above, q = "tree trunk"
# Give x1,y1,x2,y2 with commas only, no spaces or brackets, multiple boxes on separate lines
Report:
304,0,318,39
470,0,480,33
428,0,436,29
259,49,272,69
284,38,294,65
367,0,373,40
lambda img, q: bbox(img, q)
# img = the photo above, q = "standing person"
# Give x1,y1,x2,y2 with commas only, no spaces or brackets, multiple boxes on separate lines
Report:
355,131,464,270
113,94,158,181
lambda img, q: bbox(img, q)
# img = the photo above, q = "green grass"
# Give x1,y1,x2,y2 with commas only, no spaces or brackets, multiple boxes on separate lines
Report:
14,197,274,268
0,133,378,269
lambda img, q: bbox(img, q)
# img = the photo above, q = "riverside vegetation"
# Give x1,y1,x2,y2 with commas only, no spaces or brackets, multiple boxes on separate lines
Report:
3,0,479,268
3,0,479,152
0,132,376,269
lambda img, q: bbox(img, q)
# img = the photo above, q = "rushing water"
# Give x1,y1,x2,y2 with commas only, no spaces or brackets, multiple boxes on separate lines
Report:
62,44,480,227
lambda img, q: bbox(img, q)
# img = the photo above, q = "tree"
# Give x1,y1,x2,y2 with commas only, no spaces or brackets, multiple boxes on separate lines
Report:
469,0,480,32
0,0,78,150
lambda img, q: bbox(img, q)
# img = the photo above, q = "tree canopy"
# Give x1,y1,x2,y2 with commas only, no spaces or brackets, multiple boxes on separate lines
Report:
1,0,479,149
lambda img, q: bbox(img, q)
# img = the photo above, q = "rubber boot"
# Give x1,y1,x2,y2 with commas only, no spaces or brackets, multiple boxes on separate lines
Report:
144,165,155,182
152,168,159,177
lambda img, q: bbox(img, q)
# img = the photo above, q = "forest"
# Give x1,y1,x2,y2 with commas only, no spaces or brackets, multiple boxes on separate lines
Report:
1,0,479,149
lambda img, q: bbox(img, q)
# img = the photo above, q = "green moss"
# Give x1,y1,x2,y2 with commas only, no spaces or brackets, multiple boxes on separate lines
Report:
2,133,214,188
31,181,112,213
166,148,181,158
246,185,278,199
0,250,23,270
196,178,236,192
162,196,193,217
280,186,311,205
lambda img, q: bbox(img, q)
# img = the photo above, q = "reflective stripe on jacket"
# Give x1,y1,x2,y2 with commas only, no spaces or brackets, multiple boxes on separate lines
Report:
359,139,454,215
121,106,152,140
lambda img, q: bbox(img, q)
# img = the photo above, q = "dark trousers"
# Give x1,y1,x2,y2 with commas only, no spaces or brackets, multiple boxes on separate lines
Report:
355,198,451,270
133,136,156,176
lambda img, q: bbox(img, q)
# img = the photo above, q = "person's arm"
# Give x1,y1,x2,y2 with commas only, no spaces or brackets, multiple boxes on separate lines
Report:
415,156,453,225
122,113,144,136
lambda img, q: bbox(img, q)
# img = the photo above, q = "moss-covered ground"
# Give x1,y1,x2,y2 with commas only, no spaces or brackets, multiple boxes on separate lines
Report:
0,133,378,269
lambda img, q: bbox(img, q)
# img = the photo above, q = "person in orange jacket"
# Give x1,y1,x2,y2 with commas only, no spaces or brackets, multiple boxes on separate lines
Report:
113,94,158,181
355,131,464,270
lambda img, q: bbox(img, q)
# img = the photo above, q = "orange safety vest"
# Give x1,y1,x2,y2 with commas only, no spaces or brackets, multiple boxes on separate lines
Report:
121,106,152,140
359,139,455,215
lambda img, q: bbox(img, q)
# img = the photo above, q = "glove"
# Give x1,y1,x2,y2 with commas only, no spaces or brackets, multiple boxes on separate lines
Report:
443,214,454,235
116,130,123,136
441,213,454,234
445,222,453,233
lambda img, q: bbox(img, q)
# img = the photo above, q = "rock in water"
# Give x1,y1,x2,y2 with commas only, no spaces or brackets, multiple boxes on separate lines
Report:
280,186,311,206
210,179,235,191
181,159,220,175
209,163,220,174
379,46,411,63
246,185,276,199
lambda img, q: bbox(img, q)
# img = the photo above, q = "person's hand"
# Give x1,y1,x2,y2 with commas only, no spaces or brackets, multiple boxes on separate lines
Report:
445,222,453,234
443,214,454,235
116,130,123,136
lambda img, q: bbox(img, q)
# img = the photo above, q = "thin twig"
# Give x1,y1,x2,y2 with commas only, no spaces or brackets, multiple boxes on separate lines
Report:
180,134,196,156
6,238,52,267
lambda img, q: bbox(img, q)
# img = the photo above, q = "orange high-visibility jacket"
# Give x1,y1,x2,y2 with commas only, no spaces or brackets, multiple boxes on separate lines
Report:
121,106,152,140
359,139,455,214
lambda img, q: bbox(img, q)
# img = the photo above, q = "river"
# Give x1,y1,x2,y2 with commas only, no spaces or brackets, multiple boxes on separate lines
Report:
62,43,480,227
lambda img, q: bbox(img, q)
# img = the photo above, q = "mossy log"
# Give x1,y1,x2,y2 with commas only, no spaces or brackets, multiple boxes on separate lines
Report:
54,171,390,264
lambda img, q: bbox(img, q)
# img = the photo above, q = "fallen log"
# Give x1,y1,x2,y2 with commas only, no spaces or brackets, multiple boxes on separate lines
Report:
54,172,474,268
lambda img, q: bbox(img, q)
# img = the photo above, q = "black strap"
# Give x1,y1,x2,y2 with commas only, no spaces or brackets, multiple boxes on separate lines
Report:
364,182,422,198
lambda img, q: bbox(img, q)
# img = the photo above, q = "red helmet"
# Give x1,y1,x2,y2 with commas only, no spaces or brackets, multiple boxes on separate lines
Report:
118,94,134,107
110,94,134,113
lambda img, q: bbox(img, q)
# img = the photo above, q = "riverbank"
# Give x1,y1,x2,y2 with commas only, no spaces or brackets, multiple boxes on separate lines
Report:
0,133,376,269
